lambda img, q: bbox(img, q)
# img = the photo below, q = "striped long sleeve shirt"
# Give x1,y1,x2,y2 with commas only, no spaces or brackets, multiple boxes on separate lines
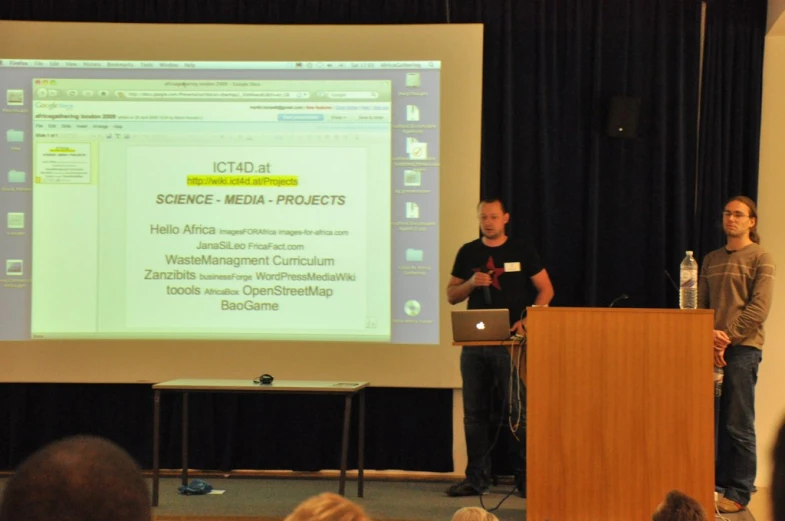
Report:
698,243,776,349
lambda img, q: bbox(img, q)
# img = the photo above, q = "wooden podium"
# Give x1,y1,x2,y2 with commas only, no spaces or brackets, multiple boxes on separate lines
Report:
526,307,714,521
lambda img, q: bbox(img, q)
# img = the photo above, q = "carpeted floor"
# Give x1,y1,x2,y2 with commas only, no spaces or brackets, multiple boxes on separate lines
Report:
1,475,770,521
149,477,527,521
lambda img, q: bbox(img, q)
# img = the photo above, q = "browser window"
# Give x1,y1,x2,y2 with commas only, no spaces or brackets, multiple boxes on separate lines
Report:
1,61,440,342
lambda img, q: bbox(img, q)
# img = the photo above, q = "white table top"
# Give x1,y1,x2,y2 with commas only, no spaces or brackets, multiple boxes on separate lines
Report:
153,379,369,392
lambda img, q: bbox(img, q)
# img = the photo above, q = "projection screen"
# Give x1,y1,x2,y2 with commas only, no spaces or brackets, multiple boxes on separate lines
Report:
0,21,483,386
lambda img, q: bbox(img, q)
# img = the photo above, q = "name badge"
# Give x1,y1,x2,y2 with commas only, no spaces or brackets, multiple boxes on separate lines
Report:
504,262,521,272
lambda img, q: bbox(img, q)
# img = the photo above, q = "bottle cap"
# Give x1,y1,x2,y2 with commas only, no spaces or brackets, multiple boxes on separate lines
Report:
686,250,693,256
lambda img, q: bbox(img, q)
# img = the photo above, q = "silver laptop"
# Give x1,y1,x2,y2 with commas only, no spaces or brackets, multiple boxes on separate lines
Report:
451,309,511,343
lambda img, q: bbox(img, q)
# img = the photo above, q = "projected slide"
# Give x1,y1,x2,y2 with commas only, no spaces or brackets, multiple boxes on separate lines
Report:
124,145,371,332
0,61,441,342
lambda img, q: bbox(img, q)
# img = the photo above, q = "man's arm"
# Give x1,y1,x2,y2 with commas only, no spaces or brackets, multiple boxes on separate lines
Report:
530,268,554,306
725,253,776,343
446,272,491,305
513,269,554,334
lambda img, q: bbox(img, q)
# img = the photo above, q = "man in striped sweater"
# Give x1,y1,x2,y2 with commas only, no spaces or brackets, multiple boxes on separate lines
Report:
698,195,776,513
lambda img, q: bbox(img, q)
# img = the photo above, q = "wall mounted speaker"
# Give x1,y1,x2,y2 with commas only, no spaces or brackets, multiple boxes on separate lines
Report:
606,96,641,138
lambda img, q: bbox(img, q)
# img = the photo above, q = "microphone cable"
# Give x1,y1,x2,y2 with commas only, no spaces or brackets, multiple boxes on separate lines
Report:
477,334,527,513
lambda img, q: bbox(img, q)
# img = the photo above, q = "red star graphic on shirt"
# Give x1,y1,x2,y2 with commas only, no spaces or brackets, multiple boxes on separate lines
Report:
473,257,505,290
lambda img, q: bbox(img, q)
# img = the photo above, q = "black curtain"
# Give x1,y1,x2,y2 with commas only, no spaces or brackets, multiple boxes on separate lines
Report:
696,0,767,258
475,0,703,309
0,384,453,472
0,0,766,472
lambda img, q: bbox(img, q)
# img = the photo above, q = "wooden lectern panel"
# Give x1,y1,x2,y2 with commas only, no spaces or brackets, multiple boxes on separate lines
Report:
527,308,714,521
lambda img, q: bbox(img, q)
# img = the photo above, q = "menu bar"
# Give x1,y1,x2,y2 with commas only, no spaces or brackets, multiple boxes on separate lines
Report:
0,60,441,70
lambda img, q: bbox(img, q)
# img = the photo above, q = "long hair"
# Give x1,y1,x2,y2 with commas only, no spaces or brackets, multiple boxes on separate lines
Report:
726,195,760,244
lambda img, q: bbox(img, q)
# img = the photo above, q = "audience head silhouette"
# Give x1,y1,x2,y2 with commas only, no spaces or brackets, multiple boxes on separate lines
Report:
774,417,785,521
652,490,707,521
284,492,371,521
451,506,499,521
0,435,150,521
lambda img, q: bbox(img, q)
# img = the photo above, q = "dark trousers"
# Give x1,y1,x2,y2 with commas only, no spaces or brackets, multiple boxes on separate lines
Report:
460,346,526,489
716,345,762,506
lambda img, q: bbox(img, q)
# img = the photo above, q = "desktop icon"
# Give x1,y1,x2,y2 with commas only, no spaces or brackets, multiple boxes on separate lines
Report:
6,129,24,143
6,89,24,106
406,138,428,160
404,300,421,317
6,259,23,276
405,248,424,262
405,202,420,219
405,73,421,88
8,170,26,183
406,105,420,122
7,212,24,229
403,169,422,187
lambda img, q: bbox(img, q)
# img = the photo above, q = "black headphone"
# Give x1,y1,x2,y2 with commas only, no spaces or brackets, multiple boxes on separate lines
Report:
254,373,274,385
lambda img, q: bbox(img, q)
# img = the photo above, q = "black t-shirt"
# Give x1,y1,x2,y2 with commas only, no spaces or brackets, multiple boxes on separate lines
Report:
450,237,544,323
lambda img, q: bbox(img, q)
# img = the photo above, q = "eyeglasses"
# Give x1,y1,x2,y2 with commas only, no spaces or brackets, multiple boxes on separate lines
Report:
722,211,750,219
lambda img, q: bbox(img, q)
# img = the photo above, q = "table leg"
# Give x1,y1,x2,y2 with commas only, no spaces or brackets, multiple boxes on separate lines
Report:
339,393,353,496
182,392,189,486
152,389,160,506
358,389,365,498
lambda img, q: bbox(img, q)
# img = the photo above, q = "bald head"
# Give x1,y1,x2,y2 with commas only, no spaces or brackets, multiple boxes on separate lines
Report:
0,435,150,521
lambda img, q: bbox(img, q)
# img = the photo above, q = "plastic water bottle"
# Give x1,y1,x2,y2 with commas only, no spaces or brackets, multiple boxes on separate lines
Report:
679,250,698,309
714,366,724,397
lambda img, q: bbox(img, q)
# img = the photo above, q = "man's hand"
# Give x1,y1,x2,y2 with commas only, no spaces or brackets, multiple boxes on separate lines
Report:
470,271,493,287
713,329,731,350
510,319,526,336
714,347,727,367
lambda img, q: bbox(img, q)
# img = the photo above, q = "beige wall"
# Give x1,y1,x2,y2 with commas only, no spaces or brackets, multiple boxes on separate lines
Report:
754,35,785,488
768,0,785,35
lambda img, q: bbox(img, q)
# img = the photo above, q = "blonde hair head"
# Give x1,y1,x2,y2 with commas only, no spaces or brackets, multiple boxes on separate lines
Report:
284,492,371,521
451,506,499,521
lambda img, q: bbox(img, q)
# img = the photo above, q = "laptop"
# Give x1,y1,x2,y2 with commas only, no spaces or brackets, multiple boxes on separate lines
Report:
451,309,512,343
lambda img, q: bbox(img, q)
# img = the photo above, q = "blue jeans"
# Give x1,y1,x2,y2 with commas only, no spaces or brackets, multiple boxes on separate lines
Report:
716,345,762,506
460,346,526,489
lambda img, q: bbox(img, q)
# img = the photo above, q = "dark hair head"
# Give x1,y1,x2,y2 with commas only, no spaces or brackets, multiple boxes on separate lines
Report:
652,490,707,521
0,435,151,521
477,198,507,214
726,195,760,244
774,417,785,521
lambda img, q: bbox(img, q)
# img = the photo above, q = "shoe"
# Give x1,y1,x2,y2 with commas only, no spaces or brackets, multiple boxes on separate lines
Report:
716,497,745,513
445,480,488,497
515,478,526,498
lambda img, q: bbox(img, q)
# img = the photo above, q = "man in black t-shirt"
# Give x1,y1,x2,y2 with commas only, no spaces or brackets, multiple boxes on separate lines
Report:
445,198,554,497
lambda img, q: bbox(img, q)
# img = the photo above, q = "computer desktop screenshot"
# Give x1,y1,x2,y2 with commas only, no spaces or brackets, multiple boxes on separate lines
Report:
0,61,440,343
